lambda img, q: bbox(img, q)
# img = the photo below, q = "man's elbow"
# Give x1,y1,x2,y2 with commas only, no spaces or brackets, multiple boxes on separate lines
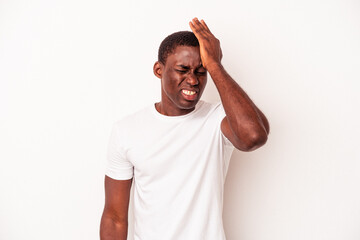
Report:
100,211,128,239
235,130,268,152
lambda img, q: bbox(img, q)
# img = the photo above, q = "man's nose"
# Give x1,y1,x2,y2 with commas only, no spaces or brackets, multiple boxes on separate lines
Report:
186,73,199,85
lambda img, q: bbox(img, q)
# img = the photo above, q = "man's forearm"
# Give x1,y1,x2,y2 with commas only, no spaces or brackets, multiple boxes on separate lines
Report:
208,63,269,138
100,216,128,240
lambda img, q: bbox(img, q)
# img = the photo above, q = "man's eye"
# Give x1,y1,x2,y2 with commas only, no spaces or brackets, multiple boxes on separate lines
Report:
196,71,207,75
176,70,187,73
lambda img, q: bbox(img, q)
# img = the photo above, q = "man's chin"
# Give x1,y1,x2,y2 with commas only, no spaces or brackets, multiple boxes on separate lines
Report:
178,98,200,109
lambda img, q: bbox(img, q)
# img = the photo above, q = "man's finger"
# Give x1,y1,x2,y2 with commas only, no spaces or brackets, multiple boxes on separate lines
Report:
189,21,195,31
189,21,201,37
189,20,207,40
193,18,202,26
201,19,211,33
191,18,214,40
191,18,206,33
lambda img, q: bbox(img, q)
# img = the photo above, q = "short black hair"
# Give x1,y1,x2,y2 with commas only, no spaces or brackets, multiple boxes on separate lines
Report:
158,31,199,64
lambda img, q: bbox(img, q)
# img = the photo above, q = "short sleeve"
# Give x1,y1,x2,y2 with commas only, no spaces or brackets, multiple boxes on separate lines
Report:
213,102,235,148
105,123,134,180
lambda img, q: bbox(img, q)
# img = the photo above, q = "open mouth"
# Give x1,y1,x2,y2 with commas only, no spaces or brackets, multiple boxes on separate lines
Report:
182,90,196,95
181,89,198,100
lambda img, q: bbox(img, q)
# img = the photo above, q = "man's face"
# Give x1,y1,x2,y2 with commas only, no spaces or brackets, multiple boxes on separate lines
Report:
154,45,207,115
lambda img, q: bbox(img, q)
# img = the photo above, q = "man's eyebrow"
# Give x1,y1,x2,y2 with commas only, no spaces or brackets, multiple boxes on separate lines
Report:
176,65,190,69
176,64,205,69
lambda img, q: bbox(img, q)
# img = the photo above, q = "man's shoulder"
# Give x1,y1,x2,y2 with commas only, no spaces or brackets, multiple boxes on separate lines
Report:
199,100,221,109
113,104,152,129
197,100,223,116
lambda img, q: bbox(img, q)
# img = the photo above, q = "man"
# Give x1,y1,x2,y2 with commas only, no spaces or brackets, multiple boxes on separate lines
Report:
100,18,269,240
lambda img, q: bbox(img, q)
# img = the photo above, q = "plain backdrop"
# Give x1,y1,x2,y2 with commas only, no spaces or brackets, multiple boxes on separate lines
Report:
1,0,359,239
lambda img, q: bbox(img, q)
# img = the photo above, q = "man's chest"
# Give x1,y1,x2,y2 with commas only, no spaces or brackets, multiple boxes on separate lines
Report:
125,118,221,177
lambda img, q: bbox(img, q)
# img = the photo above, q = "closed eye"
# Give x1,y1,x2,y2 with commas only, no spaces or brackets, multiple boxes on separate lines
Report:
196,71,207,75
175,69,206,75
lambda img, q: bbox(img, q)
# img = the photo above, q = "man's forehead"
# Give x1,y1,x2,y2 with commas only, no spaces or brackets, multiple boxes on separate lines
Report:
167,46,202,65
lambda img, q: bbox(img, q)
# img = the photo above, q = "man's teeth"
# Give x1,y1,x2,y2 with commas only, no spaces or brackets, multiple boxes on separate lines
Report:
182,90,196,96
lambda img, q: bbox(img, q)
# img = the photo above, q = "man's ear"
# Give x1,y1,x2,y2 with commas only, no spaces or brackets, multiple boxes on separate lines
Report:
153,61,163,79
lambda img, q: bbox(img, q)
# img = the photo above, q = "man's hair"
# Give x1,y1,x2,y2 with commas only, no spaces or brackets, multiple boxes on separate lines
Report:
158,31,199,64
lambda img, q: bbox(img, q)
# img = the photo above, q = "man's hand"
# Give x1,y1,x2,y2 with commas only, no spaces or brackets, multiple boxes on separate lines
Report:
189,18,223,72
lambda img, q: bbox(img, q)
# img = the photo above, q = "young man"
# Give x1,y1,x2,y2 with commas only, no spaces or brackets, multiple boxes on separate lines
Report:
100,18,270,240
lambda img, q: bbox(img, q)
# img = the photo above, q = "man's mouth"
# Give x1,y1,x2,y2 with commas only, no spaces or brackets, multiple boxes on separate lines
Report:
182,90,197,95
181,89,198,100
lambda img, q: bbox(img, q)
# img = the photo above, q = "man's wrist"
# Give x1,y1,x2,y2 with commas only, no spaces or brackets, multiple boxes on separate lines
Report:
206,62,225,76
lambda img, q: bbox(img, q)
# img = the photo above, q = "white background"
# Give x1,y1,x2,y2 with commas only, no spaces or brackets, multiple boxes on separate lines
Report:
1,0,359,239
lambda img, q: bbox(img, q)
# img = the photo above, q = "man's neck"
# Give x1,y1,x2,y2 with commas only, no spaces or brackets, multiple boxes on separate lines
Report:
155,102,195,116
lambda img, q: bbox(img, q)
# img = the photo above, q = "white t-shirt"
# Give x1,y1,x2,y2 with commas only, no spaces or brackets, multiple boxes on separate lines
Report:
106,100,235,240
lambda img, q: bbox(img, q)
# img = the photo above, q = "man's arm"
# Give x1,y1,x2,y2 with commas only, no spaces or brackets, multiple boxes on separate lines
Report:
189,18,269,151
100,176,132,240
